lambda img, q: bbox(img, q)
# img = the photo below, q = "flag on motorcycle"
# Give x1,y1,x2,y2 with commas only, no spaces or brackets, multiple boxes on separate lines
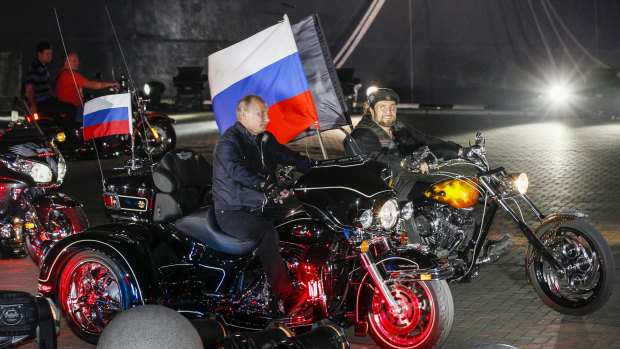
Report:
291,14,350,141
82,93,133,141
208,15,318,144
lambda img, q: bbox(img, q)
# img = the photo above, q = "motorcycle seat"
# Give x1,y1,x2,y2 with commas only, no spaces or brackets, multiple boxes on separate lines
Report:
174,206,257,256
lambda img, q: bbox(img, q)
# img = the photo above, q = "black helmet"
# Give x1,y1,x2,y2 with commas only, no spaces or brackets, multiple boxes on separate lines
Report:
367,88,400,107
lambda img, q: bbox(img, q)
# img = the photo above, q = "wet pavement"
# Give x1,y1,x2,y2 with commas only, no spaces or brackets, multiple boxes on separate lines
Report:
2,111,619,348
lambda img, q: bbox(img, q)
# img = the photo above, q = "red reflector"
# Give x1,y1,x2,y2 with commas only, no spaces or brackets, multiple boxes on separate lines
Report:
40,285,53,292
26,116,31,122
103,195,116,206
37,152,55,157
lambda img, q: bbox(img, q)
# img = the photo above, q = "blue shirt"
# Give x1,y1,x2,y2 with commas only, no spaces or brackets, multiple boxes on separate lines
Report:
25,59,52,103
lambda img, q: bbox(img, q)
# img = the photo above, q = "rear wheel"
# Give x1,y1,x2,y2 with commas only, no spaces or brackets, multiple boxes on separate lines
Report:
527,219,614,315
368,280,453,349
59,250,131,344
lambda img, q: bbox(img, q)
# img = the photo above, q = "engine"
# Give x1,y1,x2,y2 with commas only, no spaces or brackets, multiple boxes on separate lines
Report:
413,203,475,257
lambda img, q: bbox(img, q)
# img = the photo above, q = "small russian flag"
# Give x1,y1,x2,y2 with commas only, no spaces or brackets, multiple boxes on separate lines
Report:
208,15,318,144
82,93,133,141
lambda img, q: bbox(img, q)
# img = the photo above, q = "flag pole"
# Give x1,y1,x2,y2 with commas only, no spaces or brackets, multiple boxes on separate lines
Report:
314,121,328,159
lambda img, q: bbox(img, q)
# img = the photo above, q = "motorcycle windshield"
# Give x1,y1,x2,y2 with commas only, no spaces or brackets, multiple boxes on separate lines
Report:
294,157,393,227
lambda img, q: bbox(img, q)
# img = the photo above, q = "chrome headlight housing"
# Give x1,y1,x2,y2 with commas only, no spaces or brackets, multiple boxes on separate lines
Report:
400,201,414,221
378,199,399,230
359,209,374,229
514,172,529,194
17,158,53,183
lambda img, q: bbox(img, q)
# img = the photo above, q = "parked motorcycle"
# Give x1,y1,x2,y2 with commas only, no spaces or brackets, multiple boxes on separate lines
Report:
9,75,176,160
0,125,88,265
401,132,614,315
38,131,455,348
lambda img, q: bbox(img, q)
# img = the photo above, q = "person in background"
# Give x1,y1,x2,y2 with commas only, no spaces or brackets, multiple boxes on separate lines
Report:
24,42,76,130
55,51,119,122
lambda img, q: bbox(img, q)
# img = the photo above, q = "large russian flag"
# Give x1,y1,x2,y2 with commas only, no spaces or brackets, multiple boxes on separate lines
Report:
82,93,132,141
208,15,318,144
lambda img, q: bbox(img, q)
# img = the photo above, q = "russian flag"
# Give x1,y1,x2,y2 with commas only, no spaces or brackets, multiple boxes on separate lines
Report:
82,93,132,141
208,15,318,144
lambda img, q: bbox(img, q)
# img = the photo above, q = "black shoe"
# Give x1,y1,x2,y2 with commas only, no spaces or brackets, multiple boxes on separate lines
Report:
279,289,306,316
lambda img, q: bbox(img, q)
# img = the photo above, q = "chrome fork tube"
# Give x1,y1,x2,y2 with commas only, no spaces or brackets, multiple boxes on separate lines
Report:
358,250,400,311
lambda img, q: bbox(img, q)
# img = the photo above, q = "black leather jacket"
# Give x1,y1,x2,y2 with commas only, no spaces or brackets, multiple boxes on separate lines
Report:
212,122,312,211
350,114,461,174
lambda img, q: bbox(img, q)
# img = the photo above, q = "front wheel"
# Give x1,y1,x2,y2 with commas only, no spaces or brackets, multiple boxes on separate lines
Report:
527,219,615,315
368,280,453,349
59,250,131,344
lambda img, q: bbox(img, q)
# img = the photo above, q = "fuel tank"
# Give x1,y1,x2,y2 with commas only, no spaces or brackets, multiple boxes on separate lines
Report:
424,178,479,209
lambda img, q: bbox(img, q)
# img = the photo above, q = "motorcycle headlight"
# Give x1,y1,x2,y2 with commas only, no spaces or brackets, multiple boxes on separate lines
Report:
359,209,374,229
16,159,53,184
400,201,414,221
513,172,528,194
378,199,399,230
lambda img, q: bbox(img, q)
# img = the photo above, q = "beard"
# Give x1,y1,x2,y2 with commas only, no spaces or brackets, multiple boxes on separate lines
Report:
376,117,395,128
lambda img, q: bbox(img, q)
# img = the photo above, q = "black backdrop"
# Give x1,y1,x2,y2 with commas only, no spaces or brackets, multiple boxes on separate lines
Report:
1,0,618,107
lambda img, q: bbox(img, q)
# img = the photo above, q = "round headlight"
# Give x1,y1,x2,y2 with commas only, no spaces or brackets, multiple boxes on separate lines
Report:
515,172,529,194
17,159,53,183
359,209,373,229
378,199,399,230
401,201,414,221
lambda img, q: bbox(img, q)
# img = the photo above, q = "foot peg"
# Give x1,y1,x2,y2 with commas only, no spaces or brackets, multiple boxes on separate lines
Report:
477,234,514,264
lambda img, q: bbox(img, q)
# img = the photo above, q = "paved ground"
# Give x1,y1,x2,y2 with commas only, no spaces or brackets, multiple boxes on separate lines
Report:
2,111,619,348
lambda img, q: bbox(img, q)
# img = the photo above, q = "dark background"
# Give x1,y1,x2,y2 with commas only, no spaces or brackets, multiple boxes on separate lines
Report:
1,0,619,109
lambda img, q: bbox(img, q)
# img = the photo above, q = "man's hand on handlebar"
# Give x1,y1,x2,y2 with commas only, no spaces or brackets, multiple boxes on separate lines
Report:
260,181,291,204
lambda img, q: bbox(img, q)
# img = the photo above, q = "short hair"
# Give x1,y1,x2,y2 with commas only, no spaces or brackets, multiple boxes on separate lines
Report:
35,42,52,53
236,95,265,120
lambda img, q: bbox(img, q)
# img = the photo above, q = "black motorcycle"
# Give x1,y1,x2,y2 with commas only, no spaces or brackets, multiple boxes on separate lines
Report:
38,131,455,348
0,125,88,265
401,132,614,315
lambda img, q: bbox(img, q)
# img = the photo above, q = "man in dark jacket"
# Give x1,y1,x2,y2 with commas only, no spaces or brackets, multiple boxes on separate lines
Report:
351,88,463,175
212,94,311,316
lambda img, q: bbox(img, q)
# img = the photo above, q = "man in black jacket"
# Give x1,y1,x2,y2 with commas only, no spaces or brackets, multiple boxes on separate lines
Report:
351,88,463,176
212,95,311,316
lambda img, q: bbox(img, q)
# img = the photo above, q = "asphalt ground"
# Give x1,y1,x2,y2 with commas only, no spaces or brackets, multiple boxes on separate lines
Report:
2,111,619,348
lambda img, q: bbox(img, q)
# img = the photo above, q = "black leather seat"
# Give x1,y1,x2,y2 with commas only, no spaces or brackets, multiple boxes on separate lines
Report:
152,149,212,223
152,149,256,255
174,206,257,255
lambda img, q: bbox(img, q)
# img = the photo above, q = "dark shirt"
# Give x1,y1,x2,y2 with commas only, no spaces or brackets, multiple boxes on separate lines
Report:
212,122,312,211
351,114,461,174
25,59,52,103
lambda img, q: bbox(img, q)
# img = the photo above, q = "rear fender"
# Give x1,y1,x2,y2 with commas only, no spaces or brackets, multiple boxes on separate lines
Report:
38,223,188,305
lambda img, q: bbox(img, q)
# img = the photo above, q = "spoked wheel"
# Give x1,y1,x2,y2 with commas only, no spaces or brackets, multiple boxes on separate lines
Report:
59,250,130,344
527,219,615,315
368,280,453,349
142,119,176,157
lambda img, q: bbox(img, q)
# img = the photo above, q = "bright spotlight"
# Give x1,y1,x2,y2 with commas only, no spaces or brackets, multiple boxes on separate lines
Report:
549,85,570,104
366,86,378,96
143,83,151,96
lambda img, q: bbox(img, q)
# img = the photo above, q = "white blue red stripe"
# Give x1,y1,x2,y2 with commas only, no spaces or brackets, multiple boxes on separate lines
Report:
208,15,318,143
82,93,132,141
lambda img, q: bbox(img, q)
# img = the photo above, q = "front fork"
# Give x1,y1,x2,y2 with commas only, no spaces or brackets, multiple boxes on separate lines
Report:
478,176,566,274
357,238,401,312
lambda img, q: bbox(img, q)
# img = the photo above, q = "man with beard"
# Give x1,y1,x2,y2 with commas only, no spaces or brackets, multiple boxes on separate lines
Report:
351,88,463,174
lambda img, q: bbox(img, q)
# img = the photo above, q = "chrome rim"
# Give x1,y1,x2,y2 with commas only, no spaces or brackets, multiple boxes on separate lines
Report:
48,211,73,240
536,229,601,304
64,261,122,335
369,282,436,347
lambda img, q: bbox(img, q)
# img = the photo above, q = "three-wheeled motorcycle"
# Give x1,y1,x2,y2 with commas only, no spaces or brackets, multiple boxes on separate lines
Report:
38,130,454,348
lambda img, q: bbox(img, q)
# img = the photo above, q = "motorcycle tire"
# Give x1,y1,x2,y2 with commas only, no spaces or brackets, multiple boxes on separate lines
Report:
527,219,615,315
367,279,453,349
58,249,132,344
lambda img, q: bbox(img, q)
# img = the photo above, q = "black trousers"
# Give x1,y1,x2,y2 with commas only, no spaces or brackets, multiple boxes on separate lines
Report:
215,209,292,299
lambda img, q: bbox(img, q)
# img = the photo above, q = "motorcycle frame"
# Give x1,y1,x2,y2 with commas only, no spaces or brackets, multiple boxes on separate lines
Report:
457,167,567,281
